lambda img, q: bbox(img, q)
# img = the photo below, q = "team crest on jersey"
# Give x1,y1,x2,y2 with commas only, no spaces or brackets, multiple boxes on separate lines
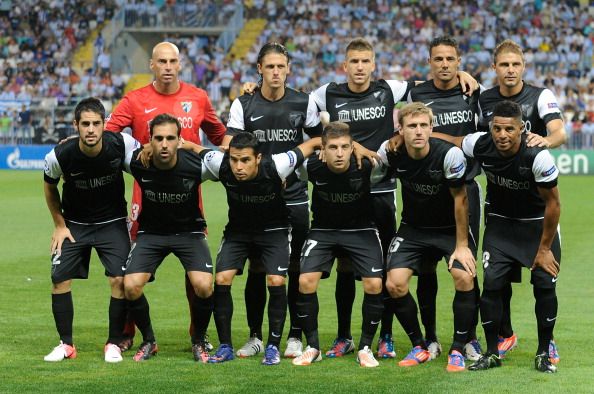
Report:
521,104,533,118
349,177,363,191
373,91,385,102
110,158,122,169
182,178,196,191
518,166,531,177
338,110,350,123
181,102,192,113
289,111,305,128
427,169,443,181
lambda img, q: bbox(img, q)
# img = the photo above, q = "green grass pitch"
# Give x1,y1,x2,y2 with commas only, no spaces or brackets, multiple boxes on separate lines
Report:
0,170,592,393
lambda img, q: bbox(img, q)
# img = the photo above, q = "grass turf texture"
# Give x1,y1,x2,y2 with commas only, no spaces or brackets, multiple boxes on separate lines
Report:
0,170,592,393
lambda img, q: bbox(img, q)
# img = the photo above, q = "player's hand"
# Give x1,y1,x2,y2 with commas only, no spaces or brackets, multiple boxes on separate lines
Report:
388,134,404,153
51,226,75,255
526,132,551,148
457,71,479,96
531,247,560,277
218,145,229,152
137,143,152,167
449,246,476,276
318,148,326,163
353,141,380,169
242,82,258,95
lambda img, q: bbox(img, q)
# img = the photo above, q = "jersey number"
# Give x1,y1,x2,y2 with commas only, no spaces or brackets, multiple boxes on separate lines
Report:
302,239,318,257
388,237,404,254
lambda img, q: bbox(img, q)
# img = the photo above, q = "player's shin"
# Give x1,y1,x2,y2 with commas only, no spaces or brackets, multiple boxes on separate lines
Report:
393,292,425,347
359,292,384,350
127,294,155,342
452,289,476,352
245,270,266,339
213,284,233,346
267,285,287,347
191,293,214,343
335,271,356,339
52,292,74,345
108,297,127,344
480,289,503,354
534,287,557,354
296,292,320,350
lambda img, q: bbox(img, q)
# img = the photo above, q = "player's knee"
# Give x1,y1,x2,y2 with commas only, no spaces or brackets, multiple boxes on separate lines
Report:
215,271,234,285
109,276,125,298
362,278,382,294
123,277,143,300
385,278,407,298
51,280,72,294
266,274,285,287
298,274,318,293
452,269,474,291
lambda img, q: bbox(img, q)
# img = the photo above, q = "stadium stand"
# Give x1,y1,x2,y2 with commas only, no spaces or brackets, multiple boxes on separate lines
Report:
0,0,592,148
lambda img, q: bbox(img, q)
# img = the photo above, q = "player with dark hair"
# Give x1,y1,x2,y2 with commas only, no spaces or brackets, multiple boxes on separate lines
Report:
380,102,477,372
105,41,227,354
477,39,565,362
43,97,140,363
291,122,385,368
450,101,561,373
181,132,322,366
122,113,218,362
226,42,322,359
407,35,484,361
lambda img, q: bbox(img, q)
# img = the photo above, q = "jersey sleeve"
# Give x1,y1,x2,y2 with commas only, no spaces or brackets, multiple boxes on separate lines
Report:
376,140,390,166
370,158,389,184
311,84,329,111
104,95,133,132
272,149,305,181
532,150,559,187
226,98,245,135
537,89,563,125
43,149,62,183
295,159,309,182
304,94,322,130
386,80,413,102
461,132,486,158
200,149,224,181
444,146,466,186
122,133,141,157
124,147,142,173
199,94,227,146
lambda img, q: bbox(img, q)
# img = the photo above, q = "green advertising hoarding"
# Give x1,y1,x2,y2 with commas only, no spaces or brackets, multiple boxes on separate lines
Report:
550,150,594,175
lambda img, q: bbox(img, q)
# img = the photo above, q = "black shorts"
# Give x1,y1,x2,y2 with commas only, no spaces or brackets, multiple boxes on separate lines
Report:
216,229,290,276
124,232,212,281
51,220,130,283
482,216,561,290
300,229,384,279
371,191,397,254
386,223,477,274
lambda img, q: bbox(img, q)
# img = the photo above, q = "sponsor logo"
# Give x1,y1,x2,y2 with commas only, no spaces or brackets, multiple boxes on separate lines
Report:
542,166,557,177
286,152,295,167
456,330,468,335
546,317,557,322
7,148,46,169
315,180,328,186
547,102,559,109
552,276,558,283
481,321,493,325
141,178,153,183
424,101,435,106
181,102,192,113
277,266,289,271
144,107,157,114
450,162,465,174
335,102,348,108
70,172,84,176
296,314,309,318
205,263,213,268
271,332,281,338
396,168,407,173
250,115,264,121
486,111,493,117
371,267,382,272
370,320,381,325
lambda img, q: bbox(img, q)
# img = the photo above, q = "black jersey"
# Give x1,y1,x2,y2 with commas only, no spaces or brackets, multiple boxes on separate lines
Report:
409,80,482,179
478,83,562,136
462,132,559,220
226,88,321,204
204,149,305,233
127,149,214,234
378,138,466,229
44,132,139,224
301,156,375,230
312,79,413,192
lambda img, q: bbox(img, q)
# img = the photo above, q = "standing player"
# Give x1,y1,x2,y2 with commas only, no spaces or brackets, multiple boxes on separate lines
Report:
380,102,477,372
194,132,321,366
407,36,483,361
458,101,561,373
226,42,322,359
291,122,385,368
123,114,217,363
477,39,565,361
105,41,227,351
43,98,140,363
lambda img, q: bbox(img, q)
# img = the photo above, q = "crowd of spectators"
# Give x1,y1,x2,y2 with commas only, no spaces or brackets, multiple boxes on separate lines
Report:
1,0,593,148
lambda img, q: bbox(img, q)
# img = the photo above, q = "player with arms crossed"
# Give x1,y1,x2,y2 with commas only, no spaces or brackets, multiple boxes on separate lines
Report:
43,97,140,363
